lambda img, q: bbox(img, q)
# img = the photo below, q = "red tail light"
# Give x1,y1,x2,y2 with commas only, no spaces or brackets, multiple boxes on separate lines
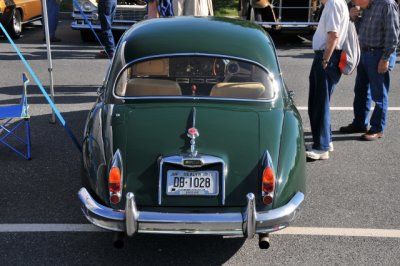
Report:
109,166,121,204
262,167,274,193
109,167,121,192
262,167,275,205
109,149,123,206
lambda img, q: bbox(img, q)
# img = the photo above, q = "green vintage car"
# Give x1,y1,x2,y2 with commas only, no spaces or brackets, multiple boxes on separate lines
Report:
79,16,306,249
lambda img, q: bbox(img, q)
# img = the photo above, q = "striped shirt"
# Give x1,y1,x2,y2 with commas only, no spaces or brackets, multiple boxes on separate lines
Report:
355,0,400,60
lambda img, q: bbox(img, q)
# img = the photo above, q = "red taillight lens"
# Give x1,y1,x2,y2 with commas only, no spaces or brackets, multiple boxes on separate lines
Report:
262,195,273,205
262,167,274,193
109,167,121,193
110,194,121,204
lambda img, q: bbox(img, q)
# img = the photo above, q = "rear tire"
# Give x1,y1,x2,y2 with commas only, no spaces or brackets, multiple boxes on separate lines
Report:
6,9,22,39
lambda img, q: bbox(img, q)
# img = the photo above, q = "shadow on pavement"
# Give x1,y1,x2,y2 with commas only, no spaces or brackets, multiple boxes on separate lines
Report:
2,233,246,265
0,85,98,105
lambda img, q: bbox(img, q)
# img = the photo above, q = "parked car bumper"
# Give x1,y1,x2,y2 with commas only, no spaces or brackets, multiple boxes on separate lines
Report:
71,20,132,31
78,187,304,238
71,6,146,31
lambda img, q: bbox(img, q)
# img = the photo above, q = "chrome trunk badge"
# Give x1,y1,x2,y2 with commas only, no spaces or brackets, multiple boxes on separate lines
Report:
187,108,199,157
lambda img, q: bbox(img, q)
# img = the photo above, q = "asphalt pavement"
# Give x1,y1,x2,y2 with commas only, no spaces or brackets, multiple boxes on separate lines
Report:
0,20,399,265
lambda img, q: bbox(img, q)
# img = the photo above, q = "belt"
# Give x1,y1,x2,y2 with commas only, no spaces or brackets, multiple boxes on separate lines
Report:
361,47,383,52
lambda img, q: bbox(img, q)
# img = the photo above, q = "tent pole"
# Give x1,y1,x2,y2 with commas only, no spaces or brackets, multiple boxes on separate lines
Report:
42,0,56,123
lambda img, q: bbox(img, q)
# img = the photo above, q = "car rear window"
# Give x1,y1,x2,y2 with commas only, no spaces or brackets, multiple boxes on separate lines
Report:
114,56,276,100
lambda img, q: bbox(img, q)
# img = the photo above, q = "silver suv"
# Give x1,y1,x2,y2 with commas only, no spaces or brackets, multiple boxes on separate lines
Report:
72,0,147,41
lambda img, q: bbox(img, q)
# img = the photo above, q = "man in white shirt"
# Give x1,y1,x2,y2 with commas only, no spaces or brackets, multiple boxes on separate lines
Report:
306,0,349,160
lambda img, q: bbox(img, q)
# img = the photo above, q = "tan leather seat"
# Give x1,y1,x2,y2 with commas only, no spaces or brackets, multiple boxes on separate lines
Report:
210,82,266,99
125,78,182,96
131,59,169,76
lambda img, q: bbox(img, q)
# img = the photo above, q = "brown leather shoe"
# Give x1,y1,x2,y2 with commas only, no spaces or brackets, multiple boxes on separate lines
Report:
340,123,367,134
361,131,384,141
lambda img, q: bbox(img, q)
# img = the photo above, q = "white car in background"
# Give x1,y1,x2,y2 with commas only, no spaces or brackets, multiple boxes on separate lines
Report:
71,0,147,42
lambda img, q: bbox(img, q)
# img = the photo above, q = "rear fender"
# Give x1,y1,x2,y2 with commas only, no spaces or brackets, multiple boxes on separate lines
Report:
82,101,109,200
275,109,306,207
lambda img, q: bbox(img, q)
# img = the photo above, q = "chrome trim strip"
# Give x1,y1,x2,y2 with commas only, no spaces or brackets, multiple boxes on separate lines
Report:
111,53,280,103
158,154,226,205
78,188,304,235
188,108,198,157
21,16,42,25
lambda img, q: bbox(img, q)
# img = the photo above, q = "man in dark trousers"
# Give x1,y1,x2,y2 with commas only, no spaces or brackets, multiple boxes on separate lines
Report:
306,0,349,160
340,0,399,140
98,0,117,58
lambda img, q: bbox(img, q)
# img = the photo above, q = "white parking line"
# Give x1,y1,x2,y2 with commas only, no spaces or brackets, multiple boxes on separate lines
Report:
1,224,400,238
297,107,400,111
274,227,400,238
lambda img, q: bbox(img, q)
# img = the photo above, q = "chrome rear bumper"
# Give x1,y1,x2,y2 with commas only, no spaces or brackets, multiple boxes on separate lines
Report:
78,188,304,238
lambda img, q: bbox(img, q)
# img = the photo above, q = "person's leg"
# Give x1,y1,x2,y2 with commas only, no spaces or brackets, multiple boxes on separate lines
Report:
207,0,214,15
367,51,390,133
308,52,336,152
98,0,116,55
173,0,184,16
45,0,59,38
317,51,341,151
352,53,371,128
308,54,319,148
183,0,194,15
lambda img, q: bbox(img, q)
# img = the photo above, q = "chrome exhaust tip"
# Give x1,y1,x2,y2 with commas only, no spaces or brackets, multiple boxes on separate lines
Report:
113,232,125,249
258,233,270,249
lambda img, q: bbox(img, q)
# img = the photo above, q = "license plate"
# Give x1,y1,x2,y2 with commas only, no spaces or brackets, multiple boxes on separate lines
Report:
166,170,219,196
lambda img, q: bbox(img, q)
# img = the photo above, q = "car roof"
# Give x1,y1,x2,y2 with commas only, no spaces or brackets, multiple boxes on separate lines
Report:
120,16,280,75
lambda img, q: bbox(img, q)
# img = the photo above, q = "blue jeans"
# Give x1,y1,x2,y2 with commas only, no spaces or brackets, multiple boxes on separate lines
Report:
352,50,396,133
308,50,342,151
98,0,117,55
45,0,59,38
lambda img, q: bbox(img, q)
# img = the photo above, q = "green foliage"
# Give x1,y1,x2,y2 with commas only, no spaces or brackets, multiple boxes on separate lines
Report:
60,0,239,16
213,0,239,17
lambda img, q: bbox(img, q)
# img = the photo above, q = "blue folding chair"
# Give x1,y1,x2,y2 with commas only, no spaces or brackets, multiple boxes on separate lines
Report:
0,73,31,160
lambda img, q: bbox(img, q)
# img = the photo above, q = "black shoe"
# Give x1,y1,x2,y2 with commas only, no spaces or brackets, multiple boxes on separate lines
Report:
339,123,367,134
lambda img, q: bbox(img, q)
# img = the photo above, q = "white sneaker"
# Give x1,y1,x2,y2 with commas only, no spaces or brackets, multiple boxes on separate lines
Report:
305,142,334,152
306,149,329,160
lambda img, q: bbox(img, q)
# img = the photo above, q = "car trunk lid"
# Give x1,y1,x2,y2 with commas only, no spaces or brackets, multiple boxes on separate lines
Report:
112,103,283,207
